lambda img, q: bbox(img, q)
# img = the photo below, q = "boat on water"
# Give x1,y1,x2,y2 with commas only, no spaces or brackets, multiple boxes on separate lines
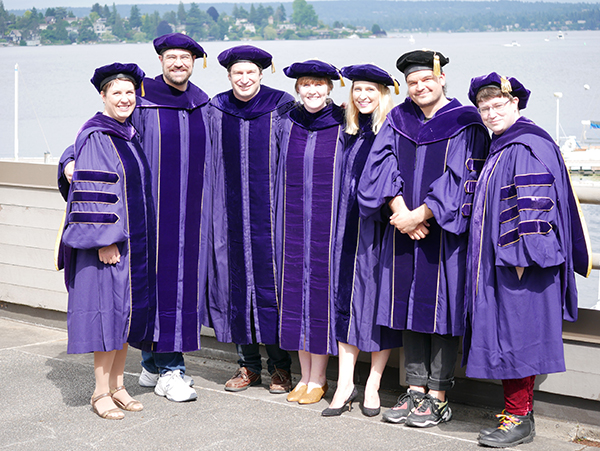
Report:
557,30,565,39
504,40,521,47
561,120,600,172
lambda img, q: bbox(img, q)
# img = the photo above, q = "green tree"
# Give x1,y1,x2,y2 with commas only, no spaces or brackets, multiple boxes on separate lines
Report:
102,5,110,19
54,7,68,20
263,25,277,40
112,14,126,39
45,7,55,17
41,19,69,43
78,16,97,42
0,1,11,35
163,11,177,25
274,4,286,23
91,3,102,17
129,5,142,28
291,0,318,28
106,3,117,26
141,11,160,38
177,2,186,23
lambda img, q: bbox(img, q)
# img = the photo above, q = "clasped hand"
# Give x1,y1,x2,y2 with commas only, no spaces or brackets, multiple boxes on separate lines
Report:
388,196,431,241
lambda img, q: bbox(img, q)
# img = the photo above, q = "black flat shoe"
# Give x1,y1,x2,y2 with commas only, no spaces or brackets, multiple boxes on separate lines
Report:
321,386,359,417
361,405,381,417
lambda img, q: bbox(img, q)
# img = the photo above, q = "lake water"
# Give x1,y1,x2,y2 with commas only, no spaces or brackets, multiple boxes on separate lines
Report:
1,30,599,307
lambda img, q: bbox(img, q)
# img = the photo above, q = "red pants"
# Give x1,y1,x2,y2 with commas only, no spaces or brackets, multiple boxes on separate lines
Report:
502,376,536,416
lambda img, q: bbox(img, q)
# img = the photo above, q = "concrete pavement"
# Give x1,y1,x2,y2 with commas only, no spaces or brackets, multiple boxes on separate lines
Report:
0,314,596,451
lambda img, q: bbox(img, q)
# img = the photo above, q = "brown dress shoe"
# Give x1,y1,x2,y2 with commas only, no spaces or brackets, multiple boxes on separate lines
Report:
269,368,292,394
224,367,261,392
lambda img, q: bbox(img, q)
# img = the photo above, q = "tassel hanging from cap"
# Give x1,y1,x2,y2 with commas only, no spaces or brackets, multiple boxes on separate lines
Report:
339,73,345,87
141,80,145,97
393,79,400,95
203,54,207,69
433,53,441,77
500,76,512,94
271,61,276,73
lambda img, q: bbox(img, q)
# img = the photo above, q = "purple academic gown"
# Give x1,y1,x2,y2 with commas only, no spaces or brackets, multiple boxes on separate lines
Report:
59,113,157,354
463,117,591,380
359,98,490,336
276,103,344,356
334,114,403,352
131,75,211,353
206,86,295,345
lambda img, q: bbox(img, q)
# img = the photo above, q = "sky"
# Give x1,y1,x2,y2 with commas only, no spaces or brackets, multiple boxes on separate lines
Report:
6,0,600,11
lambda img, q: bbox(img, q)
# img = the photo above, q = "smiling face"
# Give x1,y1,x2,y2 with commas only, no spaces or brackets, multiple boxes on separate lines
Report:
352,81,381,115
405,69,447,117
101,78,136,123
477,95,520,135
297,77,330,113
159,48,195,91
228,61,263,102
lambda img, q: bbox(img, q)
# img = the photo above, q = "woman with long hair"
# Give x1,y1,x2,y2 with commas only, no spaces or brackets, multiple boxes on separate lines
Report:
322,64,402,417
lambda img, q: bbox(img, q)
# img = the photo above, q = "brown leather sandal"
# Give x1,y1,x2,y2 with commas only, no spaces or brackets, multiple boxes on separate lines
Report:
91,392,125,420
111,386,144,412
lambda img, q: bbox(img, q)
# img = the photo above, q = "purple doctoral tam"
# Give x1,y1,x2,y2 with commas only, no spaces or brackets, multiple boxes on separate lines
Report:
283,59,342,82
90,62,145,93
468,72,531,110
153,33,206,58
341,63,399,89
218,45,272,70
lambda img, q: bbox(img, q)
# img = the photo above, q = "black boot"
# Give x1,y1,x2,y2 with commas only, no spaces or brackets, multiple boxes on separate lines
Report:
478,411,535,448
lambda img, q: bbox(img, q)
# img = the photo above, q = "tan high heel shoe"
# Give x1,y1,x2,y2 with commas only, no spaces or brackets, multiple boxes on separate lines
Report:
111,385,143,412
91,392,125,420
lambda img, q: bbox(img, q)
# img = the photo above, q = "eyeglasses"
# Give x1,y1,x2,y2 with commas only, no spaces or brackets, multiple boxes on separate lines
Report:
164,54,193,65
478,99,512,116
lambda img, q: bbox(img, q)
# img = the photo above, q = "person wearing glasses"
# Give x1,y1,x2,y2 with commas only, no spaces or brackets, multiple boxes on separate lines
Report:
465,73,590,448
359,50,489,427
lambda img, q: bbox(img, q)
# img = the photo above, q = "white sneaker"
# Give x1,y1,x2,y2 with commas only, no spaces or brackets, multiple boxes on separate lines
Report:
154,370,198,402
139,367,160,387
139,367,194,387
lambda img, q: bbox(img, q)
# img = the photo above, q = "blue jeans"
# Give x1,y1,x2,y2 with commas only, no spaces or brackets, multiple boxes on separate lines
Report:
237,343,291,375
141,351,186,375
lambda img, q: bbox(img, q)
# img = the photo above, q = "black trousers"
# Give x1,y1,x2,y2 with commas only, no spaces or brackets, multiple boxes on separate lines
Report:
403,330,460,392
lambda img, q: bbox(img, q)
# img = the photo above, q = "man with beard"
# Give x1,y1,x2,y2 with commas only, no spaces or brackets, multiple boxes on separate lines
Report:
359,50,489,427
59,33,210,402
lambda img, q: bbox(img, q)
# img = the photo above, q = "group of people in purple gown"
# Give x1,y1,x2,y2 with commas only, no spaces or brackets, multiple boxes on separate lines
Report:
56,33,590,449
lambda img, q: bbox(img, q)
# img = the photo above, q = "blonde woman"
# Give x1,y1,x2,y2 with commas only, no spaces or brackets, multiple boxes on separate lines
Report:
322,64,402,417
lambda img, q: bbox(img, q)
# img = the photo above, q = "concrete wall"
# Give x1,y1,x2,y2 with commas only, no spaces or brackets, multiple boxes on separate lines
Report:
0,161,67,312
1,160,600,408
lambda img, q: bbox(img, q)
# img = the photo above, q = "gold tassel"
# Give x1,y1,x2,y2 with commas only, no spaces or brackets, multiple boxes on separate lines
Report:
393,79,400,95
339,74,345,87
500,76,512,94
271,61,276,73
141,80,145,97
433,53,441,77
203,54,207,69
